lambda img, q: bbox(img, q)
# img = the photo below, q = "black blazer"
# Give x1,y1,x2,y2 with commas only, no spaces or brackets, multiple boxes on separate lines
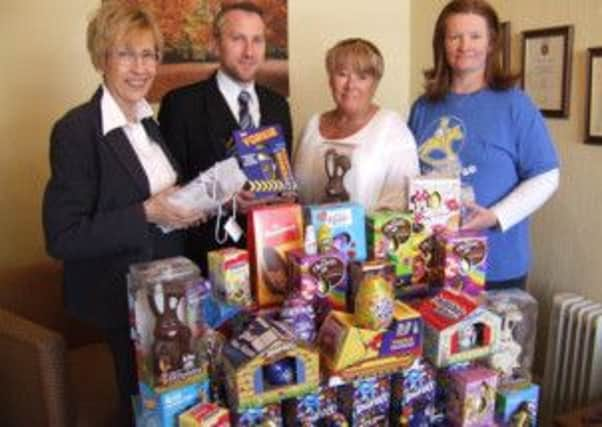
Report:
43,87,186,330
158,73,292,181
158,73,293,270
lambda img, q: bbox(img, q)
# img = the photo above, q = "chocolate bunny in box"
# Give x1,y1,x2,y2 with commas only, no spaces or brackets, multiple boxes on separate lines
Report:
148,283,193,383
324,148,351,203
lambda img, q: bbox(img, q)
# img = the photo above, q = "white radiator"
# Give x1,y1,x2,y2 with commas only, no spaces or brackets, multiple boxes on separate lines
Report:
541,293,602,422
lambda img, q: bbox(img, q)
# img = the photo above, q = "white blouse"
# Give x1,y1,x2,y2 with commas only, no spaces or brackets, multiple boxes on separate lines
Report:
293,108,419,212
101,85,176,195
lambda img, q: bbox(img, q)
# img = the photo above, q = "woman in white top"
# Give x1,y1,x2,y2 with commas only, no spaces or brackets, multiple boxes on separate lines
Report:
294,38,419,212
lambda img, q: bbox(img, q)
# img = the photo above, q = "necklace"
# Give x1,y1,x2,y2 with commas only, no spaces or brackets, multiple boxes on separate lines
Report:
321,104,378,139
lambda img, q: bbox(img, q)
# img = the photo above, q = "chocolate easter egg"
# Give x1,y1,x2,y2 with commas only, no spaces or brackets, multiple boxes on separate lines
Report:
354,275,394,330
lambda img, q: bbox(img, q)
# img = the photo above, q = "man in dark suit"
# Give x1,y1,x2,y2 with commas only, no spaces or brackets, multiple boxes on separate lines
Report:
158,2,293,271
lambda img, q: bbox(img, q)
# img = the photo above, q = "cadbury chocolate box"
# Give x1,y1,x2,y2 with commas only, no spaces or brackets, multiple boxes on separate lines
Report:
247,204,304,308
367,210,433,298
288,248,349,312
434,231,487,298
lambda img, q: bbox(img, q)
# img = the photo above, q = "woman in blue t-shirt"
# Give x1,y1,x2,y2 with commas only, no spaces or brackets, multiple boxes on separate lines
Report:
409,0,559,289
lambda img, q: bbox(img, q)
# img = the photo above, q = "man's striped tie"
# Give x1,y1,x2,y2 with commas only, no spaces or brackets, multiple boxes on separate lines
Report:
238,90,254,130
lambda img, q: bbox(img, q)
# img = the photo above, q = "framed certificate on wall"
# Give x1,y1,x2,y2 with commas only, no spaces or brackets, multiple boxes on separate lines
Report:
585,47,602,143
521,25,574,118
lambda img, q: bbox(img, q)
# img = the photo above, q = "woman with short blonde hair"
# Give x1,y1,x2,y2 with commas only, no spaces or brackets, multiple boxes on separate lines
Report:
325,37,384,81
86,1,163,71
43,2,204,424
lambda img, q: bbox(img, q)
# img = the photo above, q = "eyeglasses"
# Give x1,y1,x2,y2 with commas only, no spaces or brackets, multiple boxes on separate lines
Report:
112,48,159,66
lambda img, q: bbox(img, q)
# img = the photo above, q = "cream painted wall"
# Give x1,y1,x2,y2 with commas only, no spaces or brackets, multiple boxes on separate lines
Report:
411,0,602,373
289,0,412,142
0,0,99,282
0,1,413,285
4,0,601,344
2,0,601,399
410,0,449,101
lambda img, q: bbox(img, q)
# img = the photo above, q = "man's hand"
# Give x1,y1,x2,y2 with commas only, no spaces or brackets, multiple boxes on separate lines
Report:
276,191,298,204
234,190,298,214
234,190,263,214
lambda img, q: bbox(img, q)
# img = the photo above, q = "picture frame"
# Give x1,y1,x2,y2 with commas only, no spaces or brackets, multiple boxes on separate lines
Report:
585,47,602,143
499,21,511,74
521,25,574,118
124,0,289,102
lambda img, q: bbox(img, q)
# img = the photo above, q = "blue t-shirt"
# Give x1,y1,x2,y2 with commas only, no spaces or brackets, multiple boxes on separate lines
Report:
408,87,559,281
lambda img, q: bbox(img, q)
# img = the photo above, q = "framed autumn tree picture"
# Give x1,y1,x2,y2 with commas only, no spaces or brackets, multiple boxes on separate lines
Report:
127,0,288,101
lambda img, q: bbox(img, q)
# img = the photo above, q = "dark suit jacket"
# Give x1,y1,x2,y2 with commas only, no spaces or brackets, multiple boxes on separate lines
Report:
158,73,293,270
43,87,186,330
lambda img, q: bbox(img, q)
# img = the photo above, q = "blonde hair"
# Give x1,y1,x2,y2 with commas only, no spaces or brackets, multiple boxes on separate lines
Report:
87,0,163,71
325,38,384,80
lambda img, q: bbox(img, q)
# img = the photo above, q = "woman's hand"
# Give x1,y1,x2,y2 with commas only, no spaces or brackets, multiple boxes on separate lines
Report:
143,186,207,230
461,201,499,231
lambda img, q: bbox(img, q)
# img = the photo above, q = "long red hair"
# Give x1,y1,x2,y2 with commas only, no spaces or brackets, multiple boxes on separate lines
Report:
423,0,519,101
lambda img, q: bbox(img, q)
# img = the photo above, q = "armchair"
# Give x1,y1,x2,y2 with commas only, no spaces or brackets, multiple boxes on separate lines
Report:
0,262,119,427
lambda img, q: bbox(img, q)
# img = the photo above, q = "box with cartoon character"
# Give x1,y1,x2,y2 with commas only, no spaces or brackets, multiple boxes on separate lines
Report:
366,210,434,298
419,289,501,367
338,375,391,426
282,384,341,426
434,231,487,297
135,379,210,427
495,383,539,426
317,301,422,377
233,124,296,199
127,257,210,393
390,358,437,427
305,202,367,261
409,176,461,233
221,317,320,410
247,204,304,308
430,363,474,426
208,248,252,307
484,289,537,387
232,403,283,427
446,365,498,427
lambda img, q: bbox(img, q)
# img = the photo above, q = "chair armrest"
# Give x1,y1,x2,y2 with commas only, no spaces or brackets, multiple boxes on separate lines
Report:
0,307,72,427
